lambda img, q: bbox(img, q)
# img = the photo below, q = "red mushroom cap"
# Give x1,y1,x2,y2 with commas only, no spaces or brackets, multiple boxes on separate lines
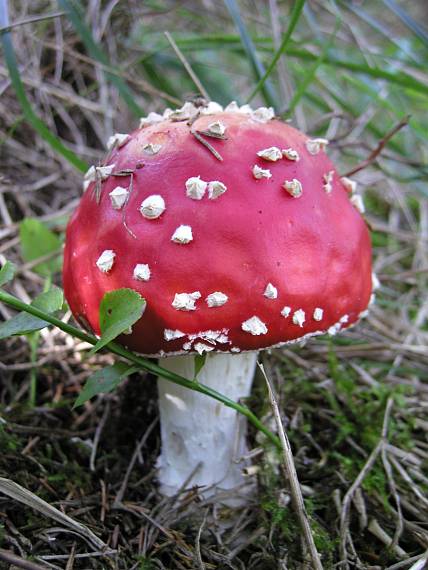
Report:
63,102,372,356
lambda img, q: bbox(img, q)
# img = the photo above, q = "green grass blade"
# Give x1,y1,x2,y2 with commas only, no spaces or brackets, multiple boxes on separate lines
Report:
174,34,428,96
341,77,410,142
57,0,144,117
382,0,428,48
247,0,306,103
173,33,424,71
345,2,421,64
223,0,277,107
293,48,428,95
284,18,339,118
140,56,180,99
0,2,88,172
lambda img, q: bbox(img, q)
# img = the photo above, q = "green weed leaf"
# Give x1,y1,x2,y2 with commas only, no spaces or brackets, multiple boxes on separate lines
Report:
0,261,16,287
0,286,64,339
89,289,146,355
32,286,64,313
194,354,207,378
74,362,138,407
0,312,48,340
19,219,62,276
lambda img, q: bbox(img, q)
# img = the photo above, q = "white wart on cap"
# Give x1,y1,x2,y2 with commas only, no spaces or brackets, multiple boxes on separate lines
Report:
186,176,207,200
109,186,129,209
133,264,151,281
171,225,193,244
96,250,115,273
140,195,166,219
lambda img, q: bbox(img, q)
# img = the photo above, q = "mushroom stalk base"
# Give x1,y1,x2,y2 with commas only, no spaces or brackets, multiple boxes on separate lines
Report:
157,352,258,499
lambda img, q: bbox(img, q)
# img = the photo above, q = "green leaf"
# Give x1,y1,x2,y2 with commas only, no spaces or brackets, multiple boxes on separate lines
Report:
19,219,62,277
0,261,16,287
194,354,207,378
74,362,138,407
32,286,64,313
0,312,49,340
0,286,64,339
89,289,146,355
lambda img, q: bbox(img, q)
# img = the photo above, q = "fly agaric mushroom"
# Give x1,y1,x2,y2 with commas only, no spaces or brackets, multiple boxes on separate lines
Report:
63,100,373,497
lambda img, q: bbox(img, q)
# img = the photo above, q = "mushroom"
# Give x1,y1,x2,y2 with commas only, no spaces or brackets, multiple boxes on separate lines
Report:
63,101,373,498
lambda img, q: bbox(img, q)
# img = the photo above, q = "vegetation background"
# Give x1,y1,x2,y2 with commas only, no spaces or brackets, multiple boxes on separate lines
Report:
0,0,427,568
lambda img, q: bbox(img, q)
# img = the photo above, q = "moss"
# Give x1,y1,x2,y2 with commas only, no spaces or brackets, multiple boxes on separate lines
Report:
0,424,22,453
261,497,297,543
311,521,336,563
136,557,155,570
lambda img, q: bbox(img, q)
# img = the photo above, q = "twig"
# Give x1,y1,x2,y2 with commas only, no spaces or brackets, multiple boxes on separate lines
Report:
38,550,116,561
120,503,177,543
171,460,203,504
164,31,210,100
65,543,76,570
368,519,407,559
195,509,208,570
382,446,404,550
0,477,107,551
389,455,428,508
122,171,137,239
0,548,47,570
90,400,110,472
191,131,223,161
100,479,108,523
339,397,394,568
386,551,428,570
342,116,410,177
0,11,65,34
114,416,159,505
258,362,323,570
227,526,267,560
352,487,368,530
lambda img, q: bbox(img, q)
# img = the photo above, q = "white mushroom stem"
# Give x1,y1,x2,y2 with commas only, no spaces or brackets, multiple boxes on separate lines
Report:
157,352,258,498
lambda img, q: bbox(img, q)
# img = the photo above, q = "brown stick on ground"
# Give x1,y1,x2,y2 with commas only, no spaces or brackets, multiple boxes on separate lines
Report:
259,362,324,570
339,397,394,568
342,116,410,177
0,548,48,570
